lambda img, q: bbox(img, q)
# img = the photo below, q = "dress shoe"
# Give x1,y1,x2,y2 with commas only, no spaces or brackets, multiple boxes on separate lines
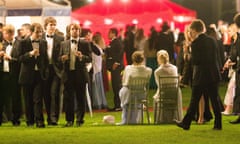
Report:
107,107,116,112
65,121,73,127
12,121,20,126
212,127,222,130
115,107,122,111
48,121,58,126
27,122,34,127
36,122,45,128
108,107,122,112
229,118,240,124
175,120,190,130
76,122,84,127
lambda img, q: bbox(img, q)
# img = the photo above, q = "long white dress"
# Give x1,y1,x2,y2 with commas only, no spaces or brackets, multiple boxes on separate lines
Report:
119,65,152,124
92,45,108,109
153,63,183,123
224,71,235,106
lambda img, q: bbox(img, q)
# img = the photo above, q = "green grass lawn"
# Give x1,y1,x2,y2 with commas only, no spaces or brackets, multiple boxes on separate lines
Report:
1,82,240,144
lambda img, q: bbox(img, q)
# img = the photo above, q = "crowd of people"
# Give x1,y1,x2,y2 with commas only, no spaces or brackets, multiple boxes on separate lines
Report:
1,13,240,129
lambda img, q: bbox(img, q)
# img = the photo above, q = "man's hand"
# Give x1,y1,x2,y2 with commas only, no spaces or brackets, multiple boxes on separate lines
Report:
61,55,69,62
112,62,120,70
0,51,5,57
3,54,11,60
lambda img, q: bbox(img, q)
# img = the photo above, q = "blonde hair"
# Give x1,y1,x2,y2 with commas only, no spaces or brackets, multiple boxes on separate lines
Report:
2,24,15,35
157,50,169,65
92,32,105,49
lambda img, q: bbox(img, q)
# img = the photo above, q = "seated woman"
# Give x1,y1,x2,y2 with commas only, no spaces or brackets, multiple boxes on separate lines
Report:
153,50,183,123
118,51,152,125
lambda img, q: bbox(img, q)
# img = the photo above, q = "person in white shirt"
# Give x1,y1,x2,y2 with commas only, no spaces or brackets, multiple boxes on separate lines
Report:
91,32,108,109
153,50,183,123
118,51,152,125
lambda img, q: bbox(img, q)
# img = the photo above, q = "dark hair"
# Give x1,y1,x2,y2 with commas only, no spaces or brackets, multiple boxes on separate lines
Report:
161,21,170,32
206,26,217,39
234,13,240,28
190,19,205,33
109,28,118,36
30,23,43,33
81,28,91,37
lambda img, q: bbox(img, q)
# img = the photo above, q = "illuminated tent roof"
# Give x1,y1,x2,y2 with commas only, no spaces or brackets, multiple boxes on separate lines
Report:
0,0,71,16
72,0,196,37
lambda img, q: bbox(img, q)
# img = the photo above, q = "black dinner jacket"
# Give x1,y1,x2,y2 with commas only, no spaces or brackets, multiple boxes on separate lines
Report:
60,39,92,83
18,38,49,85
42,33,64,78
0,39,21,75
105,38,124,71
191,33,221,86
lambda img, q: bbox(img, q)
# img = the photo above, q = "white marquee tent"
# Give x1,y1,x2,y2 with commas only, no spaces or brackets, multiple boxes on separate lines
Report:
0,0,71,34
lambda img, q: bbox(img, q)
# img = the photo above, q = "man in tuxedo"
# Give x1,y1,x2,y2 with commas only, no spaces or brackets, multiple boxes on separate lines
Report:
106,28,124,111
42,17,64,125
225,13,240,124
176,19,222,130
124,24,136,65
60,23,92,127
0,25,22,126
18,23,49,128
19,23,31,40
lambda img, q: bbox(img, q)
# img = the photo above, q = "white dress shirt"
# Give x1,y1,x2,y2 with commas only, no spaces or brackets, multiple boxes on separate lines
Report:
69,38,78,70
3,42,13,72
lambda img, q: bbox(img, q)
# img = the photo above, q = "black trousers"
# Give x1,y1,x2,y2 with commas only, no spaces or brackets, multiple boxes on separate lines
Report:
43,65,61,123
0,72,22,124
22,71,44,124
64,70,86,123
111,67,122,108
182,83,222,129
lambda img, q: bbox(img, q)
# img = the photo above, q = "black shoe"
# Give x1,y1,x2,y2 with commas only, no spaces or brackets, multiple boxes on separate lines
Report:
65,121,73,127
213,127,222,130
12,121,20,126
48,121,58,126
175,120,190,130
36,122,45,128
76,122,84,127
107,107,116,112
229,118,240,124
115,107,122,111
27,122,34,127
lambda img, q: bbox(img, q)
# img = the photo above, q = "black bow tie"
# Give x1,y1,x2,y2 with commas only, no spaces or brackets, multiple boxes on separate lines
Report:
71,40,78,44
7,42,12,46
47,35,53,38
32,40,40,43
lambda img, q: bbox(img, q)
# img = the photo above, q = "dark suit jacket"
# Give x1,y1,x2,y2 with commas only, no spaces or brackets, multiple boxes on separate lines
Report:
60,39,92,83
0,39,21,75
105,38,124,71
18,38,49,85
229,33,240,113
42,33,64,78
191,33,221,86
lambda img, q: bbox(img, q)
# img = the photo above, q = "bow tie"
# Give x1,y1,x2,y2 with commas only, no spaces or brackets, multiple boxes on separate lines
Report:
71,40,78,44
6,42,12,46
46,35,53,38
32,40,40,43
